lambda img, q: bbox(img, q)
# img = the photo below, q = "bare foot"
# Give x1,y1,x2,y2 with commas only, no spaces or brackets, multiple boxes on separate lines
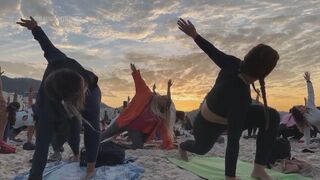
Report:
251,164,276,180
178,145,189,161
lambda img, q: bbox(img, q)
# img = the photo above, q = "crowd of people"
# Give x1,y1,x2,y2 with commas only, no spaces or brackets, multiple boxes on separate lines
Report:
0,16,318,180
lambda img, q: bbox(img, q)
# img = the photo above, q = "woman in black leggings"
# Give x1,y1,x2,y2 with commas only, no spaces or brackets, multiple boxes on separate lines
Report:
17,17,101,180
177,18,279,180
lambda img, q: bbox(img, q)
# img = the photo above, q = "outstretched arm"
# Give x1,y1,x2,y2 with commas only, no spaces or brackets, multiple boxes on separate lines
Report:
167,80,173,107
17,17,67,64
130,64,151,95
304,72,315,107
177,18,233,69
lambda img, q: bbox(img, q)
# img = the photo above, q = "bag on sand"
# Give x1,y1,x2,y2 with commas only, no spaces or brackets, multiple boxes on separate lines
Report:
273,158,312,174
267,138,291,168
80,141,125,168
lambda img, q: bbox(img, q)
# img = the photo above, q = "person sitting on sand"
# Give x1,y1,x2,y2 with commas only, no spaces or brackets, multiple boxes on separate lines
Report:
289,72,320,148
17,17,101,180
8,88,36,150
177,18,279,180
0,67,17,154
101,64,175,149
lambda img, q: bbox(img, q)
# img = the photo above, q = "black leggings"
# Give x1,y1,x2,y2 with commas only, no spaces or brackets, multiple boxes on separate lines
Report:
180,105,280,175
29,87,101,180
51,117,81,155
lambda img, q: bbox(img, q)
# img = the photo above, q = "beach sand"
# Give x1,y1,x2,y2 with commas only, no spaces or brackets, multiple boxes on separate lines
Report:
1,132,319,180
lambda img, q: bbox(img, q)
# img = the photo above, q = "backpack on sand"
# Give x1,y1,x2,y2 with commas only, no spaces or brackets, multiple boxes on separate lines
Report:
80,141,125,168
267,138,291,168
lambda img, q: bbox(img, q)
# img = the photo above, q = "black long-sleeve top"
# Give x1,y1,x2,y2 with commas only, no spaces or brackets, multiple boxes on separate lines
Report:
194,35,251,177
32,26,100,162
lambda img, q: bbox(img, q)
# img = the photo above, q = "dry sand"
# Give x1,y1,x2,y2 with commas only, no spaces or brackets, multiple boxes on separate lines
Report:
1,132,319,180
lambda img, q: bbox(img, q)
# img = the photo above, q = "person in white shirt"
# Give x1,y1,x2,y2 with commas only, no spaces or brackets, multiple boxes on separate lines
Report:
291,72,320,148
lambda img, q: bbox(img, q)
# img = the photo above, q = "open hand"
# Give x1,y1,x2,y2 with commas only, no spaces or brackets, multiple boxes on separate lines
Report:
130,63,137,72
177,18,198,38
304,72,311,82
168,79,173,88
16,16,38,30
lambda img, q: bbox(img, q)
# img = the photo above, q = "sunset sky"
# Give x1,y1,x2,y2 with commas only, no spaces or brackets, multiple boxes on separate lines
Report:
0,0,319,111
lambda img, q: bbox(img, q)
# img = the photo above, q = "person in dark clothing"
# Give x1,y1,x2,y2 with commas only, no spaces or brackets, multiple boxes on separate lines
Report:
177,18,279,180
17,17,101,180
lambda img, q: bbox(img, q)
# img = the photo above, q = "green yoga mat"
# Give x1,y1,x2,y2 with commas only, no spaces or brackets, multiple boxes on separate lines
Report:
168,156,312,180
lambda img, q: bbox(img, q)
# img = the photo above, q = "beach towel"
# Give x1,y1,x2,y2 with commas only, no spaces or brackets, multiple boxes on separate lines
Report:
168,156,312,180
14,161,144,180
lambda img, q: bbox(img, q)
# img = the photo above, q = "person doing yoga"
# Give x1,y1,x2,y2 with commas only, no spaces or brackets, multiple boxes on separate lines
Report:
177,18,279,180
17,17,101,180
101,64,175,149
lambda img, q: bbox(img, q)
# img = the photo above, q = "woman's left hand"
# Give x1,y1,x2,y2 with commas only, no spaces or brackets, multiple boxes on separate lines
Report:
304,72,311,81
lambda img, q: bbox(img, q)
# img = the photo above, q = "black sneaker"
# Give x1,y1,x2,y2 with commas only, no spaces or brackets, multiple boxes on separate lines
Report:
23,142,36,150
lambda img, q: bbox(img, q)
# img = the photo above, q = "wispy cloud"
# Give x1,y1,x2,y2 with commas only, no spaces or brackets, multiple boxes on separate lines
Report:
0,0,319,111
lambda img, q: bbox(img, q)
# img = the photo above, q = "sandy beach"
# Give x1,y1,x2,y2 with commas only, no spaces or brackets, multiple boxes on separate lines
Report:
1,131,320,180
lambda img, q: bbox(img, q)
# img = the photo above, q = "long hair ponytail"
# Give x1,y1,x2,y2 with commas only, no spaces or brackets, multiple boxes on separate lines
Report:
259,79,270,130
242,44,279,130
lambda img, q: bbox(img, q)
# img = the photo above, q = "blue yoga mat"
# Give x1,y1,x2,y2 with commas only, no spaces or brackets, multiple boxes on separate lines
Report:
14,161,144,180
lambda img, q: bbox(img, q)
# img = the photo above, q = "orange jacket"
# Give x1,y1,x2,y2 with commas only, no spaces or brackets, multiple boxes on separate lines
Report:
116,70,173,149
116,70,153,127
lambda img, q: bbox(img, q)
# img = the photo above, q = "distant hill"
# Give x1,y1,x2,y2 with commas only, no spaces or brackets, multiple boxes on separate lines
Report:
1,75,112,110
1,76,41,95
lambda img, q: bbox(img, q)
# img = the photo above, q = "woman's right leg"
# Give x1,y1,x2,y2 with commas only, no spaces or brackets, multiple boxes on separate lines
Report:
127,130,145,149
100,120,126,141
180,113,226,155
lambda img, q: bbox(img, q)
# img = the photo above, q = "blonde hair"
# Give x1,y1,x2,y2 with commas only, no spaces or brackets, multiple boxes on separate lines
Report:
150,95,175,139
45,69,86,111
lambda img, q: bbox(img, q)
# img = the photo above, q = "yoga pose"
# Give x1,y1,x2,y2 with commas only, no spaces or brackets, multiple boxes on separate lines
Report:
17,17,101,180
0,67,17,154
101,64,175,149
177,18,279,180
289,72,320,147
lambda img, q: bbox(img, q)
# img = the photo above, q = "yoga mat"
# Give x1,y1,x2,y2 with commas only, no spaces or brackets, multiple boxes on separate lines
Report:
168,156,312,180
14,161,144,180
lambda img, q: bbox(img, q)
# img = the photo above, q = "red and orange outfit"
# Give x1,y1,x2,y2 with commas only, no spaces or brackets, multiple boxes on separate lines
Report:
116,70,173,149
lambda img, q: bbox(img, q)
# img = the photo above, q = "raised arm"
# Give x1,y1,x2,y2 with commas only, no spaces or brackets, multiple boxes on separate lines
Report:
152,83,157,94
17,17,67,64
166,79,173,108
177,18,234,69
304,72,315,107
130,64,151,95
